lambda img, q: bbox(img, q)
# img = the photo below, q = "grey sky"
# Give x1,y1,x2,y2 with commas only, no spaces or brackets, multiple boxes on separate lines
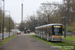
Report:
1,0,63,23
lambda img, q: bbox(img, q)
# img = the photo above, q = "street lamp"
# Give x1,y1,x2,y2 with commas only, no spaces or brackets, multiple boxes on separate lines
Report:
2,0,5,40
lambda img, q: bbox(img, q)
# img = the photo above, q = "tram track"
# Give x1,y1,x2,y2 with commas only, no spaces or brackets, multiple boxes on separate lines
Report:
50,41,75,50
52,41,73,46
30,35,75,50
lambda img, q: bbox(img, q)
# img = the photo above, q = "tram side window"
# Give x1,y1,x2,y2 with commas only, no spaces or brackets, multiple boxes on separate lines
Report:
52,26,55,35
43,29,45,35
39,29,41,34
35,30,37,34
49,28,52,36
39,30,40,34
38,30,39,34
36,30,38,34
47,28,49,36
44,29,47,35
41,29,42,34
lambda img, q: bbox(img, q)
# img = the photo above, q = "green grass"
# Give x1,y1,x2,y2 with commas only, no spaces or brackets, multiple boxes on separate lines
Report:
64,36,75,41
30,35,75,50
0,35,16,45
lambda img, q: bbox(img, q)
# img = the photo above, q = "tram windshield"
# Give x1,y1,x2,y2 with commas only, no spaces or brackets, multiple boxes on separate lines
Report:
54,28,62,35
52,26,63,35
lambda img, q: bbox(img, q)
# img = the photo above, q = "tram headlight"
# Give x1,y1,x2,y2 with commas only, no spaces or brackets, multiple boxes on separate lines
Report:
62,36,63,38
52,36,54,38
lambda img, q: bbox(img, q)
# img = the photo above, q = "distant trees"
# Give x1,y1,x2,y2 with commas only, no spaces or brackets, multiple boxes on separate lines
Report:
18,0,75,32
18,22,25,31
63,0,75,25
4,16,14,32
22,2,64,32
0,2,14,32
18,15,37,31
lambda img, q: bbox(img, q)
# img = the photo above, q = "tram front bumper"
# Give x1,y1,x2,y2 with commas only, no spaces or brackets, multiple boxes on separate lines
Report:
51,38,63,41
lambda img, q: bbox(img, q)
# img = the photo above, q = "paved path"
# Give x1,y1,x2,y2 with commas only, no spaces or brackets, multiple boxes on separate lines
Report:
0,33,61,50
0,32,14,39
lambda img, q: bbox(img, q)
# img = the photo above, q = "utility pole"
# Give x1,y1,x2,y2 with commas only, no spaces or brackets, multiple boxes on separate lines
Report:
0,10,2,33
2,0,5,40
48,15,49,24
64,7,66,38
9,12,10,37
67,0,70,25
11,17,14,35
0,22,2,34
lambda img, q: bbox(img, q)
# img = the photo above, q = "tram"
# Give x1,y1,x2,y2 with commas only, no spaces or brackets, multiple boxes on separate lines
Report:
35,24,63,41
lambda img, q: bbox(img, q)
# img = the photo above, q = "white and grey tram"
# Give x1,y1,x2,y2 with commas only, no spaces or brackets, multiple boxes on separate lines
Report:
35,24,63,41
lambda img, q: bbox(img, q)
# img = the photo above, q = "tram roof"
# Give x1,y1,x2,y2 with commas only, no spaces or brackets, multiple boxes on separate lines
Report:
35,24,62,29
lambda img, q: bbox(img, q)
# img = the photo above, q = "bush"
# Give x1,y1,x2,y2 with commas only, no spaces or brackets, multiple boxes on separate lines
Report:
66,25,75,32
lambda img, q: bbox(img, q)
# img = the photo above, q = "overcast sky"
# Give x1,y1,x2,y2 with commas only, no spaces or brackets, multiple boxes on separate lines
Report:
1,0,63,23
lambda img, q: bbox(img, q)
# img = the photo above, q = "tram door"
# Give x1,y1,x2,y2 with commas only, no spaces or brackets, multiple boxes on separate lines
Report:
47,28,51,36
49,27,52,36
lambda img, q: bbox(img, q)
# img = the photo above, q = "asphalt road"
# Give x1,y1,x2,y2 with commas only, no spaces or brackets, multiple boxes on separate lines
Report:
0,33,61,50
0,32,14,39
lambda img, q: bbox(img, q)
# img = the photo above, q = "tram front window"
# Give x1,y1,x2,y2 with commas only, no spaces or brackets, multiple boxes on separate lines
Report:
54,28,62,35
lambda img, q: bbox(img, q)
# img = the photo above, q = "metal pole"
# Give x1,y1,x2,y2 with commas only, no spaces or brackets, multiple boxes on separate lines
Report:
2,0,5,40
67,0,70,25
13,21,14,35
1,25,2,33
9,12,10,37
47,15,49,24
64,7,66,38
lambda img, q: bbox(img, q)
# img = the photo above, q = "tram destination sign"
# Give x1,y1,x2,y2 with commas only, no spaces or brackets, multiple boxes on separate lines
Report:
54,26,61,28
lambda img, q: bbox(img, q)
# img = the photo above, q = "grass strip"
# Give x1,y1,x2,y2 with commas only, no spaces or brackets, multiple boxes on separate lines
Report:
30,35,75,50
0,35,16,45
64,36,75,41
